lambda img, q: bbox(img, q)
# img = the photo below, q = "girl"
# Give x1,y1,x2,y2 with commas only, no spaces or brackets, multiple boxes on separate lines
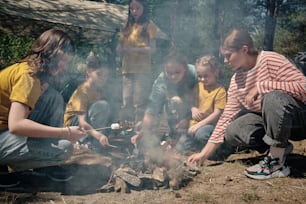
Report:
188,55,227,152
131,52,198,156
117,0,157,125
188,29,306,180
63,55,111,150
0,29,86,185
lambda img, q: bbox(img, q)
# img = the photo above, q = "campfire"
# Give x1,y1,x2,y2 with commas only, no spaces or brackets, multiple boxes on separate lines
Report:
98,135,200,193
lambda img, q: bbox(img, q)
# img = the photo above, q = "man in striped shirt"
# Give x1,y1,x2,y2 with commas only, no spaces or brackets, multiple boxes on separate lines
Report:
188,28,306,180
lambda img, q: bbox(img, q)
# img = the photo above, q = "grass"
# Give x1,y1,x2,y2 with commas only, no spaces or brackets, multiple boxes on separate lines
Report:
241,192,260,203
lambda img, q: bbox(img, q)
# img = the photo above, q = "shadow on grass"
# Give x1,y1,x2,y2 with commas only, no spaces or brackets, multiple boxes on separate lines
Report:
0,163,112,195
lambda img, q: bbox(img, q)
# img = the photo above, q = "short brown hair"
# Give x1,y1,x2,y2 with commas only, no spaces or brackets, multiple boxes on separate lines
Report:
221,29,258,55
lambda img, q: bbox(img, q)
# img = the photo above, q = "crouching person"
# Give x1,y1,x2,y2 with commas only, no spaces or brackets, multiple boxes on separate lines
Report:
63,55,111,152
0,29,86,187
188,28,306,180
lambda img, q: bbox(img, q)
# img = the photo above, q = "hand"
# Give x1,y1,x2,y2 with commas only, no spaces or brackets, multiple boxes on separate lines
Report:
131,133,141,145
245,86,259,107
67,126,86,142
99,135,109,146
191,107,205,122
187,152,205,166
175,119,189,130
188,124,200,135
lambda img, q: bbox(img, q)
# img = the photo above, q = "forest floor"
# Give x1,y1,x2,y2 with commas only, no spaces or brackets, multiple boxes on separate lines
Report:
1,126,306,204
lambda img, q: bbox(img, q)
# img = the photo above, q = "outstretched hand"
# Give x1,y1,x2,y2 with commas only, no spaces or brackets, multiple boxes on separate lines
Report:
131,132,141,145
99,135,110,146
187,152,205,166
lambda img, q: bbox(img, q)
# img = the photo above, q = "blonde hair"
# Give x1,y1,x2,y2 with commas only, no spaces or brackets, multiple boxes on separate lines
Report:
221,29,258,55
195,55,220,71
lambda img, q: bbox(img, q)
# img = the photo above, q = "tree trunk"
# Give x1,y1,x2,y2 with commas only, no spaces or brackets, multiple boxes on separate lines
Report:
263,0,283,51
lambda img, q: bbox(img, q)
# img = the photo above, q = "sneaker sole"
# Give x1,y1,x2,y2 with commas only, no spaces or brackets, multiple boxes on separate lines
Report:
30,170,74,182
47,175,74,182
244,166,290,180
0,181,20,188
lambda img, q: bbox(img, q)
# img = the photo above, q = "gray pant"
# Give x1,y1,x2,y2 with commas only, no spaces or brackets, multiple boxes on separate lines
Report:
0,86,73,171
225,91,306,151
122,73,152,123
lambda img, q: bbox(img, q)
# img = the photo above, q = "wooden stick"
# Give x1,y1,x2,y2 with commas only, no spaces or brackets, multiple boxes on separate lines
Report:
108,144,118,148
86,127,111,132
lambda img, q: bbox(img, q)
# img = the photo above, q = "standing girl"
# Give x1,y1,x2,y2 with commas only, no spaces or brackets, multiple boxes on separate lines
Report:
117,0,157,125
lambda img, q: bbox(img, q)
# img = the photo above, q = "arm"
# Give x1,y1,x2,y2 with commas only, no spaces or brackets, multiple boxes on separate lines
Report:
188,81,241,164
131,113,155,144
117,38,156,54
188,108,223,135
77,114,109,146
131,74,166,144
187,142,221,165
8,101,86,142
117,21,157,55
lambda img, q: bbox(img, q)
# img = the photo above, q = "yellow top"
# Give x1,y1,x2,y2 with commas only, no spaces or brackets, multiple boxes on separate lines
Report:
0,62,41,131
119,20,157,74
190,83,226,126
63,82,102,127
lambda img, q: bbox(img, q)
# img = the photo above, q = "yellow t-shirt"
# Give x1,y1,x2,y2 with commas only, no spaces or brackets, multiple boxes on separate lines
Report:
0,62,41,131
190,83,227,126
119,20,157,74
63,82,102,127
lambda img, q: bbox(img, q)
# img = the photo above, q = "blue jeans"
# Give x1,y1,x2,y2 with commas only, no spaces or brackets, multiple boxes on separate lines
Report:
225,91,306,150
0,86,73,171
69,100,111,143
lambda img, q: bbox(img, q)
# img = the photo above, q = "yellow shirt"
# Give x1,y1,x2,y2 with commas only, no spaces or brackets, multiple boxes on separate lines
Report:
190,83,226,126
63,82,102,127
0,62,41,131
119,20,157,74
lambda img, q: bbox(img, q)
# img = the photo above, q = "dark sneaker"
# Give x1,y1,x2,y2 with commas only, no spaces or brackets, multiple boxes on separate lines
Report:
33,166,74,182
0,173,20,188
244,156,290,180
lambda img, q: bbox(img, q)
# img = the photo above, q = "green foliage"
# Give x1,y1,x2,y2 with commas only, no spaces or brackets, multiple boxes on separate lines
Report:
0,34,34,69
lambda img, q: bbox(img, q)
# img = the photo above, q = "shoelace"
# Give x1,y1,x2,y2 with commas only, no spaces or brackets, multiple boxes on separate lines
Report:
259,156,279,168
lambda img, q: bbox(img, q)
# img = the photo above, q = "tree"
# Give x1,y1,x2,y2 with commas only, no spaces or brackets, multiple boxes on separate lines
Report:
263,0,284,51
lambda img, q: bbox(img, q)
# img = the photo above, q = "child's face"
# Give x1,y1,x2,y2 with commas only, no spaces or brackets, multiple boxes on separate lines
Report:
88,67,109,89
197,65,218,87
164,62,186,85
130,0,144,21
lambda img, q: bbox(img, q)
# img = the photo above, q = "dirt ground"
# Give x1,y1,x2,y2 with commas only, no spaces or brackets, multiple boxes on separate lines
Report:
1,130,306,204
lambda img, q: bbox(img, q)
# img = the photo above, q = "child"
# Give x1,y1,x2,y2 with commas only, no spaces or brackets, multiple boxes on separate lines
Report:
63,55,111,150
188,29,306,180
117,0,157,125
131,52,198,157
0,28,86,186
188,55,227,152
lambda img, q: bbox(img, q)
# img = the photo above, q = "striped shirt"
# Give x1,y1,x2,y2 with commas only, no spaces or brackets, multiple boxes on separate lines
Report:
209,51,306,143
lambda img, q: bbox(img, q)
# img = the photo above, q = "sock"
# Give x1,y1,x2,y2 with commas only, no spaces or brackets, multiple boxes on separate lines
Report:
268,146,286,164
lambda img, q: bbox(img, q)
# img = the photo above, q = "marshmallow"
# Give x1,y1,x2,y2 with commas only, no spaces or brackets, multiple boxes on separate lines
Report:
111,123,120,130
